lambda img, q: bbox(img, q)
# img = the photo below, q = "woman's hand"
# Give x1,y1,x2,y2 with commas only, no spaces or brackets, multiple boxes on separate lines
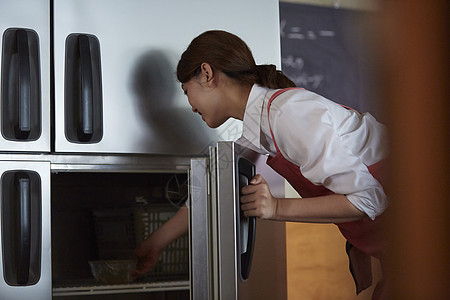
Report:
131,205,189,280
131,234,163,279
240,174,278,220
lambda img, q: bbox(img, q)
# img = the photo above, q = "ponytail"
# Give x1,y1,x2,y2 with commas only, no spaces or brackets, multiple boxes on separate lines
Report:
254,64,296,89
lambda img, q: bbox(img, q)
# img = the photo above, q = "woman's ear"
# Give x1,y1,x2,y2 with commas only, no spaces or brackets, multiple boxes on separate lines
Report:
200,62,214,85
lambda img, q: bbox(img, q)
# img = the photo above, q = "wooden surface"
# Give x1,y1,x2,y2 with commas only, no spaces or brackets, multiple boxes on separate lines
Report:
285,184,382,300
286,222,382,300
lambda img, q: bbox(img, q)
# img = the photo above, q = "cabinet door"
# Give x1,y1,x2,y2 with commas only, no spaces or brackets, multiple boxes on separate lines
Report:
190,157,212,300
0,0,51,152
0,160,51,300
53,0,280,154
214,142,287,299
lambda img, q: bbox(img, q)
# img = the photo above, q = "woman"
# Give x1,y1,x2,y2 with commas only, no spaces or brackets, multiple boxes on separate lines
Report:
133,30,388,299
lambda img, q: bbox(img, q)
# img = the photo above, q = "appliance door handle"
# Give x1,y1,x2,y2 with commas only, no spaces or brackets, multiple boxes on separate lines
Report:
1,169,43,287
17,29,31,136
1,28,41,141
16,173,31,284
78,34,94,136
241,212,256,281
238,158,256,281
64,33,102,143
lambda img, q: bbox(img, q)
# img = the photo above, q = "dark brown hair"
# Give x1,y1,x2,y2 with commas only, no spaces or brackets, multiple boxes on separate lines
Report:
176,30,295,89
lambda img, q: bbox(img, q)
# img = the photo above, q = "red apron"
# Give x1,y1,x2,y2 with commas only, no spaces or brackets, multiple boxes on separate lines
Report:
265,88,386,297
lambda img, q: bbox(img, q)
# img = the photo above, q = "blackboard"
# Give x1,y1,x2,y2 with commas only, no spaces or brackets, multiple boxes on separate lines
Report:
279,3,382,119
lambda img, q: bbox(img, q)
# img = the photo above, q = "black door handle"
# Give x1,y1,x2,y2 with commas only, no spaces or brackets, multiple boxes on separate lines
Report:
78,35,94,138
64,33,103,143
1,28,41,141
1,170,42,286
238,157,256,281
16,172,31,284
16,30,31,137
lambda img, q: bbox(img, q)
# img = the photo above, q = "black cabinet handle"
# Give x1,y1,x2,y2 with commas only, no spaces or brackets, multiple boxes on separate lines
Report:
1,28,40,141
241,209,256,281
78,35,93,136
17,30,31,135
64,33,103,143
16,173,31,284
238,158,256,281
1,170,41,286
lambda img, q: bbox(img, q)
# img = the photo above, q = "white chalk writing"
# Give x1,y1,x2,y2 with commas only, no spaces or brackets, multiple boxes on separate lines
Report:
280,19,336,41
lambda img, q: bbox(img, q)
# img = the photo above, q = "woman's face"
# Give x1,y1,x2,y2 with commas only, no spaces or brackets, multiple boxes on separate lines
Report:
181,76,229,128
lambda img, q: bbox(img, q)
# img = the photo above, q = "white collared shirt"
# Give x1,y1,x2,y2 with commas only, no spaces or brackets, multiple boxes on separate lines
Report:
237,84,388,220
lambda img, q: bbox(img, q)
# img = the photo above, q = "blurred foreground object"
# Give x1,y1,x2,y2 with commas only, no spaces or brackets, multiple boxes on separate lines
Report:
379,0,450,299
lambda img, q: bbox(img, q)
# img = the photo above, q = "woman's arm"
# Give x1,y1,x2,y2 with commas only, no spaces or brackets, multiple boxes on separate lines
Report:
240,174,366,223
147,204,189,248
132,205,188,278
275,194,366,223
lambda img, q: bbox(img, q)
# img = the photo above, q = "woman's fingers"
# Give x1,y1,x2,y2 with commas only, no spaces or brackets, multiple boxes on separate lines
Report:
240,174,277,219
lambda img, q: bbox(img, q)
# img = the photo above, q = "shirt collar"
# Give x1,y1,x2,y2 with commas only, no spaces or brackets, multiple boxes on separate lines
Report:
237,84,269,152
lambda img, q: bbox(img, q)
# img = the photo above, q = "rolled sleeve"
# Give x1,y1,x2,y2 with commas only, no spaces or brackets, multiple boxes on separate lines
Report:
347,187,387,220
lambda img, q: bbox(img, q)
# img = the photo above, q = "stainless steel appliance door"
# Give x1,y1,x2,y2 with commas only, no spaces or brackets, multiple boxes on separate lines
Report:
53,0,280,154
0,160,51,300
0,0,51,152
214,142,287,299
190,157,212,300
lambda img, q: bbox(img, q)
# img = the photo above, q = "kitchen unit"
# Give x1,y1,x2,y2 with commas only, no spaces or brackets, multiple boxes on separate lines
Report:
0,0,286,299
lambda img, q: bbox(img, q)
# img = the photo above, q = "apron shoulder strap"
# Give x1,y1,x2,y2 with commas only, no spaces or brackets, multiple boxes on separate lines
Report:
267,87,303,153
